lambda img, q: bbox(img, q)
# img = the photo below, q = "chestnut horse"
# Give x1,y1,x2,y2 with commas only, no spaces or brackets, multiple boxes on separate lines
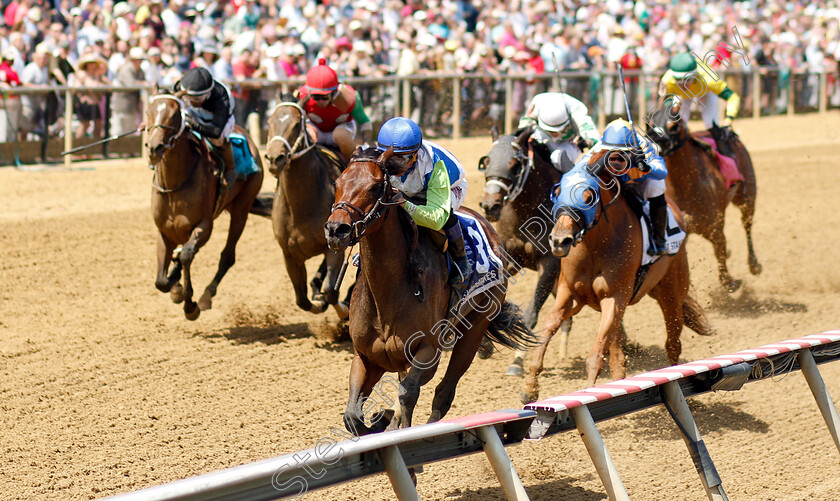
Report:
478,126,572,376
325,147,535,434
521,157,714,401
265,101,348,316
146,91,264,320
646,96,761,292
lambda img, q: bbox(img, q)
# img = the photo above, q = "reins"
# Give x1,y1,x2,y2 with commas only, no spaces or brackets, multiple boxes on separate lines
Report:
267,102,315,161
147,94,197,194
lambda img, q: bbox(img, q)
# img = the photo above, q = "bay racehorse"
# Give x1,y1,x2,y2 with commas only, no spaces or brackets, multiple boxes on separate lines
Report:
325,147,535,434
478,126,572,376
646,95,760,292
146,91,264,320
521,154,714,402
265,100,349,317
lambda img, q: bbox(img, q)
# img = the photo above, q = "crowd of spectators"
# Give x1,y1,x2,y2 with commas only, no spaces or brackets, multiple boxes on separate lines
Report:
2,0,840,144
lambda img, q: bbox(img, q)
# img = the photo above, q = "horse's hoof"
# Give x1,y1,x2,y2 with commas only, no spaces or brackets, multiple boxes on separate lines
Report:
427,410,441,424
750,262,762,276
505,358,524,377
170,284,184,304
198,296,212,311
477,337,494,359
726,279,742,293
309,300,327,314
333,301,349,320
184,303,200,321
520,388,539,405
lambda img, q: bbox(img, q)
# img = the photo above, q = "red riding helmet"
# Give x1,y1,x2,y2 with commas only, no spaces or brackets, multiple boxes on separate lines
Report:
305,58,338,95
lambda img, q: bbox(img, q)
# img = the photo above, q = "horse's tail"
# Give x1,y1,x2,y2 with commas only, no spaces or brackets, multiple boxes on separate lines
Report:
248,192,274,219
484,301,539,355
683,292,715,336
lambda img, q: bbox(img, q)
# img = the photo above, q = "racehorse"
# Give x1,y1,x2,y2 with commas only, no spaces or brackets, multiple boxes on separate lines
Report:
265,100,348,316
521,155,714,402
478,126,571,376
146,91,264,320
325,147,535,434
646,95,761,292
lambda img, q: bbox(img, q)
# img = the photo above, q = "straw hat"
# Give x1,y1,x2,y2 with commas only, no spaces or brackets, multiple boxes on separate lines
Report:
113,2,132,17
78,53,108,70
129,47,146,60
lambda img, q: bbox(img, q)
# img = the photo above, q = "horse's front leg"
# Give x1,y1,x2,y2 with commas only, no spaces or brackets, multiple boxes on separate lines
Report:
399,342,440,429
321,250,349,319
343,352,386,436
283,253,318,313
180,219,213,321
198,199,251,311
155,232,178,293
521,285,574,404
585,297,627,385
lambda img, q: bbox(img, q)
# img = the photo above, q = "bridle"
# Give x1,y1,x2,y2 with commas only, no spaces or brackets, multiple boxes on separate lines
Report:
266,102,315,162
482,138,532,204
330,158,402,245
147,94,194,193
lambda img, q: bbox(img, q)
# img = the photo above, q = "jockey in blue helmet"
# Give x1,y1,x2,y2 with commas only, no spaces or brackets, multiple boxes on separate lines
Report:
588,119,673,256
375,117,471,287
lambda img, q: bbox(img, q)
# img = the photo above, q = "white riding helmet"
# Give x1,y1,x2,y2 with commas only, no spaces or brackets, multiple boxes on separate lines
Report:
537,103,570,133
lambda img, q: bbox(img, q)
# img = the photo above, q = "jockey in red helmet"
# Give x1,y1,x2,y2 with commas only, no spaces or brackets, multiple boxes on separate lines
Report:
295,59,372,160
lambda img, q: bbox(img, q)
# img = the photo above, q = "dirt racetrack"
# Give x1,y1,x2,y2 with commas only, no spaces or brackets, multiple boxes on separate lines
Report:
2,113,840,500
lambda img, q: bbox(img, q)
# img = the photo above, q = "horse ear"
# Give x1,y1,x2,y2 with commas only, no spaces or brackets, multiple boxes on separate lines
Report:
477,155,488,172
350,145,363,160
377,146,394,164
153,82,161,95
491,124,500,142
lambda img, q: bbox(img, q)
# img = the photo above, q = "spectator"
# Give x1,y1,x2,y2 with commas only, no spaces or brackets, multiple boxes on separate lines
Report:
143,47,165,85
111,46,147,135
20,43,51,141
0,49,23,142
70,53,109,140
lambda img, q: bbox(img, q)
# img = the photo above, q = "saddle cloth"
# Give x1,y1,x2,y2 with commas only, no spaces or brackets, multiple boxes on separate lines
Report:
229,133,260,180
452,210,506,304
698,136,744,189
639,203,686,266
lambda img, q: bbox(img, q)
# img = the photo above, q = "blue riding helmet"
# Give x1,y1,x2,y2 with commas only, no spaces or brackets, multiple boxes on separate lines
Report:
376,117,422,154
596,119,636,151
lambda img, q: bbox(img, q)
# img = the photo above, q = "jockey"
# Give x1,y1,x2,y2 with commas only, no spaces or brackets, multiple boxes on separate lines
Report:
375,117,471,288
518,92,601,172
296,59,372,161
588,119,673,256
658,52,741,157
174,67,236,186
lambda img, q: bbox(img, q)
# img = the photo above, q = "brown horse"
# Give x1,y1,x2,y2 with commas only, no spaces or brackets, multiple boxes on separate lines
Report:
646,96,761,292
265,101,348,316
146,91,264,320
325,147,534,435
478,126,572,376
521,156,714,402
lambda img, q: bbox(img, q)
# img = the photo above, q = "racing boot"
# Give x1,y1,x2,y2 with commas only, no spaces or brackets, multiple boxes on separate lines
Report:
648,194,671,256
218,139,236,195
709,123,735,159
444,221,471,290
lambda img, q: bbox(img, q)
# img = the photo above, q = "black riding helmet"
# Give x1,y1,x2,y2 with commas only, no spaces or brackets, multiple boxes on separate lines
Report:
179,67,214,95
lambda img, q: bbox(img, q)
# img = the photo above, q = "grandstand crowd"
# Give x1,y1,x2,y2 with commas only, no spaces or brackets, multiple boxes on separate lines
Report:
2,0,840,143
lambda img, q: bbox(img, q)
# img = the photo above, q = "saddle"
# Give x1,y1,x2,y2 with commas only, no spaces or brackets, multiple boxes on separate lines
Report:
315,144,345,182
689,128,744,189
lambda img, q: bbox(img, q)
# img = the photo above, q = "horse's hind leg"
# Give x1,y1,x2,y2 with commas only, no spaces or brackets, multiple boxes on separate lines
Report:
708,224,741,293
428,321,488,423
309,257,327,302
731,150,761,276
198,205,250,311
284,254,317,313
398,342,440,429
649,253,691,365
180,220,213,320
735,196,761,276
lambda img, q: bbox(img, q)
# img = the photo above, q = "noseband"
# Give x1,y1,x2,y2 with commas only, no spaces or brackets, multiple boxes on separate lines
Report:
331,158,402,245
147,94,187,150
483,140,531,203
267,102,315,161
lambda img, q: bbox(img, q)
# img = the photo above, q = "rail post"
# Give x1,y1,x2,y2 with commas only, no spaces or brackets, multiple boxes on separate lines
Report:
752,70,760,119
787,71,795,116
452,76,461,140
819,70,828,114
797,348,840,455
401,78,411,118
64,87,73,168
571,405,629,501
379,445,420,501
476,425,530,500
662,381,729,501
505,76,514,135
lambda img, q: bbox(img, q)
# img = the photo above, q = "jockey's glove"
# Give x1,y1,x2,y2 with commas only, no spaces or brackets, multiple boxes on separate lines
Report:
184,115,200,130
576,136,596,151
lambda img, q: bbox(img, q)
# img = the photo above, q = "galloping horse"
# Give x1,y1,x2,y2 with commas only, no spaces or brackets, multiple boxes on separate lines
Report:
521,157,714,401
146,91,264,320
265,100,348,316
478,126,571,376
325,147,534,434
646,96,760,292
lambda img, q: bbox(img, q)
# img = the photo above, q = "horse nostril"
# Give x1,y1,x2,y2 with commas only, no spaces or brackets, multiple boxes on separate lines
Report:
325,222,352,239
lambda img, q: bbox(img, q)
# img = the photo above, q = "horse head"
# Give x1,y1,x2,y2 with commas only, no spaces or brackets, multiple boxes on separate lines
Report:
479,127,530,222
144,91,188,165
266,100,311,176
548,156,605,258
645,95,685,155
325,146,399,250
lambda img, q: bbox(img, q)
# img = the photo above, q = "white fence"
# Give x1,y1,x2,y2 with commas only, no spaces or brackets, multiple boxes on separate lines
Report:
104,330,840,501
